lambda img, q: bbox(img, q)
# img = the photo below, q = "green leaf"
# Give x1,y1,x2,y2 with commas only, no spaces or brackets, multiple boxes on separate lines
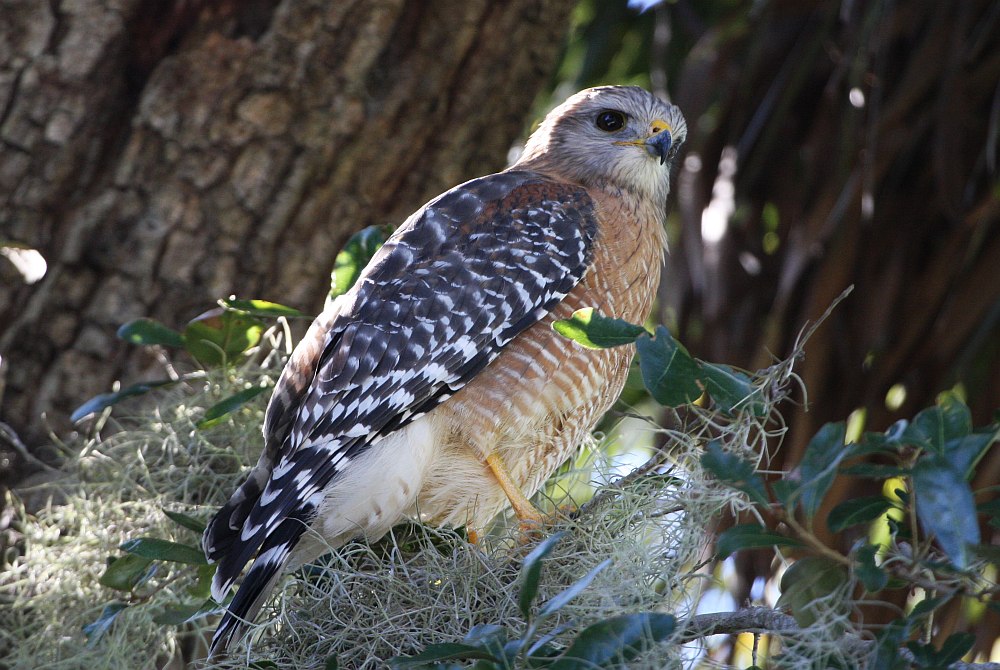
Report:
197,385,269,429
152,599,220,625
325,656,339,670
635,326,702,406
872,620,911,670
82,602,129,647
119,537,208,565
797,422,847,520
389,644,500,668
116,318,184,348
538,559,611,617
98,554,154,591
942,429,998,479
908,596,947,620
221,298,306,319
463,623,507,651
854,543,888,593
912,455,980,568
549,613,675,669
189,563,216,599
182,310,264,367
827,496,893,533
839,463,912,479
980,499,1000,529
937,632,975,665
903,395,971,453
698,363,766,416
71,379,177,422
716,524,803,558
776,557,849,628
700,441,769,507
331,225,387,299
518,532,566,620
552,307,647,349
163,509,207,534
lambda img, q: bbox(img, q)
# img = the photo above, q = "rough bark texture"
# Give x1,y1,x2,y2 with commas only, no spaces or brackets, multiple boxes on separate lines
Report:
0,0,575,478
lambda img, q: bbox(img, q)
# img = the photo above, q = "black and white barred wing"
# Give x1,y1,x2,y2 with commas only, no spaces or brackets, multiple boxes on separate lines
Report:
202,170,597,649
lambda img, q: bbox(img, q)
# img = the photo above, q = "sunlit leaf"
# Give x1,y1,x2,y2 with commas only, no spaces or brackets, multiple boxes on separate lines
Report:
116,318,184,348
635,326,702,406
221,298,306,319
182,309,264,367
700,441,769,507
119,537,208,565
552,307,646,349
331,225,387,300
197,385,269,429
716,524,803,558
912,455,980,568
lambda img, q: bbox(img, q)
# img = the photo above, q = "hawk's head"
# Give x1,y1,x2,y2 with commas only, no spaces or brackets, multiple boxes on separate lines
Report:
516,86,687,203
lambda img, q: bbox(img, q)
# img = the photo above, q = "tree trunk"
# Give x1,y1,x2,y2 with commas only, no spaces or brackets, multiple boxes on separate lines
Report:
0,0,575,481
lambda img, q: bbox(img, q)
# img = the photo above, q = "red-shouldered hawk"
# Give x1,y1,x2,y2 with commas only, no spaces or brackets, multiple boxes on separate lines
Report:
203,85,687,654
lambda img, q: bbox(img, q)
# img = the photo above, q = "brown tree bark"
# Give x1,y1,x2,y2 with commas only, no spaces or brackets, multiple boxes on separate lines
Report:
0,0,575,480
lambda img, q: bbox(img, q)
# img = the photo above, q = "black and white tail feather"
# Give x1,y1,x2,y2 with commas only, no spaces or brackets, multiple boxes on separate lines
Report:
201,170,599,656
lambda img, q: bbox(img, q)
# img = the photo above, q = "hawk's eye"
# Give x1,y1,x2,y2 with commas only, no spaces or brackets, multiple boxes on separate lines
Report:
595,110,626,132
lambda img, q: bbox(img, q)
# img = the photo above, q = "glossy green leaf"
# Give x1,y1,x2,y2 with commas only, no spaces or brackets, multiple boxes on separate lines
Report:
700,441,769,506
221,298,306,319
716,524,803,558
636,326,702,406
163,509,207,534
71,379,177,422
82,602,129,647
549,613,674,669
197,385,269,429
797,422,847,519
827,496,893,533
839,463,912,479
518,532,566,620
183,312,264,367
116,318,184,348
98,553,154,591
776,557,849,628
538,559,611,617
389,643,500,668
854,543,888,593
699,363,766,416
552,307,646,349
331,225,387,300
119,537,208,565
912,455,980,568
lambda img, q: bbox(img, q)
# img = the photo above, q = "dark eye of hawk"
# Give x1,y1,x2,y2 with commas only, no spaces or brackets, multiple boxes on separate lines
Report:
595,110,626,132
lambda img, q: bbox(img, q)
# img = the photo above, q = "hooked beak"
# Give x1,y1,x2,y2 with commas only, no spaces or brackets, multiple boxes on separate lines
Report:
644,119,673,165
614,118,674,165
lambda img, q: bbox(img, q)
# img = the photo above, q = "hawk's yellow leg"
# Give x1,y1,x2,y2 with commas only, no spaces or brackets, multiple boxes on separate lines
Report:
485,452,545,526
